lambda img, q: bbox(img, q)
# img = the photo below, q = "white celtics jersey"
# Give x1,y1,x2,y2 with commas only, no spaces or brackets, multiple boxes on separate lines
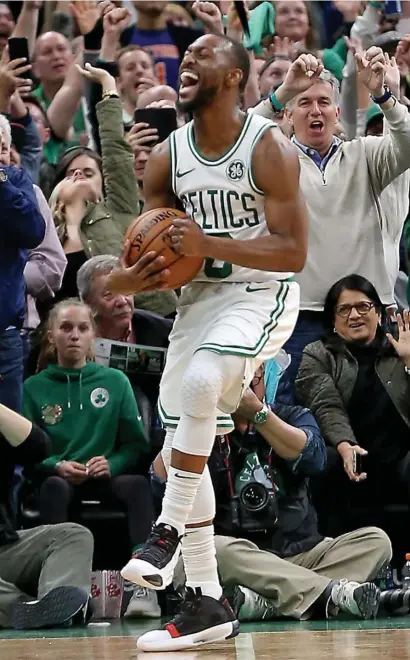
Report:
169,113,294,283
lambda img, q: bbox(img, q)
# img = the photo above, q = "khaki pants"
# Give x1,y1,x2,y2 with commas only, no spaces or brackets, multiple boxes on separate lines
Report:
215,526,392,618
0,523,93,627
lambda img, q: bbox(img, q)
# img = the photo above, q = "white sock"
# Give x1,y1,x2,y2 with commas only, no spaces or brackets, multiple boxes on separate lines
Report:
182,525,222,600
182,466,222,600
157,466,202,536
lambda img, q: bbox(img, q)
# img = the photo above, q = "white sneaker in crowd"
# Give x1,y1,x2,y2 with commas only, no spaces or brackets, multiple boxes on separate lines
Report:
124,586,161,619
330,579,380,619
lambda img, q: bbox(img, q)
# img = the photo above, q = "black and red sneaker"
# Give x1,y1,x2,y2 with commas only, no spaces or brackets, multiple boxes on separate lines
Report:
121,523,182,590
136,587,240,652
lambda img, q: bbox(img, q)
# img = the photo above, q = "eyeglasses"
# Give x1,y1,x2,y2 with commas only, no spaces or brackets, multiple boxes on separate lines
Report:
335,302,376,318
252,365,265,387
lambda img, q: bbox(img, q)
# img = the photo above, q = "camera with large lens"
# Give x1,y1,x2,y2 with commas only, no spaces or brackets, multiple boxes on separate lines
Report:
378,589,410,616
230,463,278,533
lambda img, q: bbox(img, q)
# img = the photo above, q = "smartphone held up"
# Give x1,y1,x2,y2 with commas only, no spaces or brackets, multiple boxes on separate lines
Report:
8,37,31,79
134,107,177,147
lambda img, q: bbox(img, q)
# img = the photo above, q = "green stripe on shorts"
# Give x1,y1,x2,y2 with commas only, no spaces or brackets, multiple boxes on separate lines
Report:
158,400,233,429
196,281,290,357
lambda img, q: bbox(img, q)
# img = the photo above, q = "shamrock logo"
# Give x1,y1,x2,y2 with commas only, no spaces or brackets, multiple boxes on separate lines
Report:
90,388,110,408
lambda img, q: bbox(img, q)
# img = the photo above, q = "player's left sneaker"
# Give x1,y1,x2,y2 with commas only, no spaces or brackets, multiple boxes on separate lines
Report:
136,587,240,652
121,523,182,590
330,579,380,619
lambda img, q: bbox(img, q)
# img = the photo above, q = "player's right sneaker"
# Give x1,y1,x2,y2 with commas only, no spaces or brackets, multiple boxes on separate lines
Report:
121,523,182,590
136,587,240,652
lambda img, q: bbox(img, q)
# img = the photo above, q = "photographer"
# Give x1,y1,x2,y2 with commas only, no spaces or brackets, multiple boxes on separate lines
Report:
151,364,392,622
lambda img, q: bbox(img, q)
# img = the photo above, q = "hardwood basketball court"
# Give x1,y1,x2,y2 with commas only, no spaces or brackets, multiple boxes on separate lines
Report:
1,618,410,659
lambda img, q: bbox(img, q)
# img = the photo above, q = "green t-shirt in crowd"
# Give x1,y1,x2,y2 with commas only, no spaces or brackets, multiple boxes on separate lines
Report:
32,84,87,165
23,361,147,477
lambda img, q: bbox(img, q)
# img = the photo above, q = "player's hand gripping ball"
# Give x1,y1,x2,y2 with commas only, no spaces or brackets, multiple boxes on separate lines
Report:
123,207,204,290
168,214,209,257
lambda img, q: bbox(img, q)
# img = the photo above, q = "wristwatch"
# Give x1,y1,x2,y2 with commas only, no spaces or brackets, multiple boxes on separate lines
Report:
0,169,8,183
102,89,119,100
370,86,393,105
252,403,269,425
268,91,285,114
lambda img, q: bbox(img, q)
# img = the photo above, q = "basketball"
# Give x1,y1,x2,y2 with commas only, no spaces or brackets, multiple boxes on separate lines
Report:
123,208,204,290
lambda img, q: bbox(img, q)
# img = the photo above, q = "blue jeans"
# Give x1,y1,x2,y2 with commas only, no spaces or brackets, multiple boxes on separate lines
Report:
276,312,324,405
0,328,24,412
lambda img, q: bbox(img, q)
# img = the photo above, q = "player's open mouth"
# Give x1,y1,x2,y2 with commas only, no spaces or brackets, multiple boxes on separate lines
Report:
179,70,200,98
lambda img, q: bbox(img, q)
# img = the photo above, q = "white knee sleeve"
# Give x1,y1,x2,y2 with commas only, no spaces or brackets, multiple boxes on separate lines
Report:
179,352,225,420
179,350,246,420
171,350,247,457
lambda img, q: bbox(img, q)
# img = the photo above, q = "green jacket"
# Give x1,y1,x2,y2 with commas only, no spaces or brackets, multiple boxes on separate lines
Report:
295,339,410,449
23,362,147,477
77,96,138,259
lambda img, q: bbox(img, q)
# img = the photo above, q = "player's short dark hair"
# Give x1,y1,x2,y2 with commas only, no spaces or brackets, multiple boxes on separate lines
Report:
218,34,250,93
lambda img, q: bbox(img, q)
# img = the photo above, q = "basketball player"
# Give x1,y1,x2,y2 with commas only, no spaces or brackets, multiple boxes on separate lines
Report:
109,33,308,652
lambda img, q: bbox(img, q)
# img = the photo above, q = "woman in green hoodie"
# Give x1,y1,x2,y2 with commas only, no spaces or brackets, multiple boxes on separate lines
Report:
23,299,161,618
22,299,155,548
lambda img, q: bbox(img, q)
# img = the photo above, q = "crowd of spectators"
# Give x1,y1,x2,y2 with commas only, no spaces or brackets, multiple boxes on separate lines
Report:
1,0,410,630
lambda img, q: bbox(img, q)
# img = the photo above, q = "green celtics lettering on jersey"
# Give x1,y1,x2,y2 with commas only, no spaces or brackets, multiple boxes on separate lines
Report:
169,113,294,283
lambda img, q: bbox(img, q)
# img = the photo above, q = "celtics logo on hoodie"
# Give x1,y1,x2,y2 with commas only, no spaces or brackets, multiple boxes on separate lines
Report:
90,388,109,408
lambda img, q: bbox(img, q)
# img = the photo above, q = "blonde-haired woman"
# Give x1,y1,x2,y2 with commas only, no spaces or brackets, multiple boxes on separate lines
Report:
22,299,160,617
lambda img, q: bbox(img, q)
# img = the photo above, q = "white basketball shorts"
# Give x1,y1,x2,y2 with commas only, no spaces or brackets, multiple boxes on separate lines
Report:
158,279,299,434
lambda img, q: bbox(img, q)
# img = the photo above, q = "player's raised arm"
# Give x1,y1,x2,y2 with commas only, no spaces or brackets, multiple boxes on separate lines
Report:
142,140,176,212
170,128,308,273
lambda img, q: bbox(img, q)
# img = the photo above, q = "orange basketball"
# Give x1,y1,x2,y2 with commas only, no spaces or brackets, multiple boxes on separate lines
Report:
123,207,204,290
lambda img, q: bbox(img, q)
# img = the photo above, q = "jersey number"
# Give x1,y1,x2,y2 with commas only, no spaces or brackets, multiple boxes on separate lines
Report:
204,233,233,279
